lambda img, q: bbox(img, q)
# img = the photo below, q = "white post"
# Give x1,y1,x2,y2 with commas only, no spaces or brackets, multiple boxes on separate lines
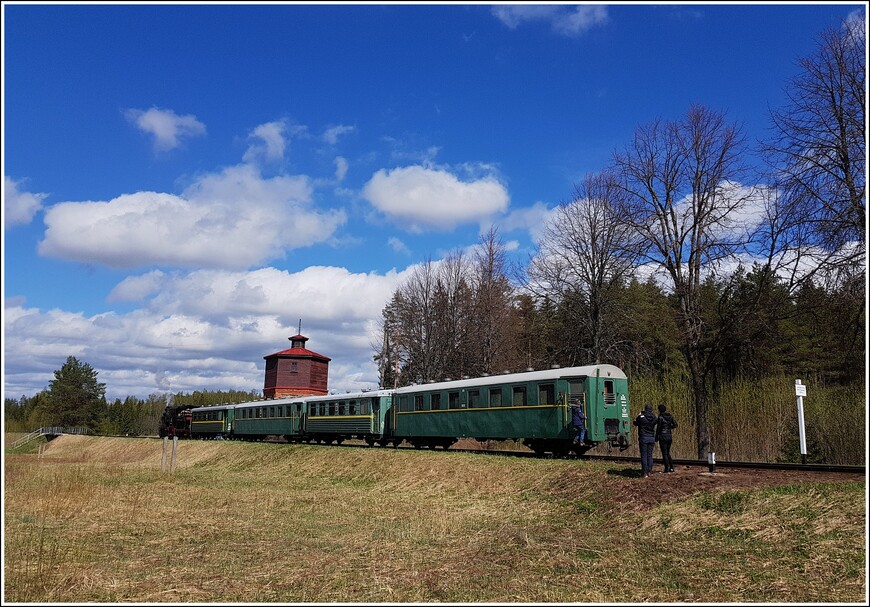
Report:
170,436,178,474
707,451,716,473
161,436,168,473
795,379,808,465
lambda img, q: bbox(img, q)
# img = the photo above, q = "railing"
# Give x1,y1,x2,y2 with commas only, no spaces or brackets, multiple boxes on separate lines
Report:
9,426,90,449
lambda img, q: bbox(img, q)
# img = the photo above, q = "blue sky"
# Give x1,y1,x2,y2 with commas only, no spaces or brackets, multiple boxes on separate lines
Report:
3,2,865,401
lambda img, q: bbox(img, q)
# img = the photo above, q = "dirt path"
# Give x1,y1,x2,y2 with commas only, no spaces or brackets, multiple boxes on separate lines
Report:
604,464,865,511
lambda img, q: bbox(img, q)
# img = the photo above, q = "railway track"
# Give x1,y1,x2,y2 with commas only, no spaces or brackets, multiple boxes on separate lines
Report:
403,444,866,474
104,434,867,474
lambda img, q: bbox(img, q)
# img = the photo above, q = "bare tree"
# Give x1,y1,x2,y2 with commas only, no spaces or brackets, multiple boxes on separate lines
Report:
375,251,479,386
763,15,865,265
613,105,754,458
527,171,640,364
749,15,866,388
471,227,516,374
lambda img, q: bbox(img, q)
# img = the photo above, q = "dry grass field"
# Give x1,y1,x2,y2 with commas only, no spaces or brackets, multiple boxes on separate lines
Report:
3,435,866,603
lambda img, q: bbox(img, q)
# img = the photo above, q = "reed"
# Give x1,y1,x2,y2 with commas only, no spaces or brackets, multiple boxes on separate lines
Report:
626,374,865,464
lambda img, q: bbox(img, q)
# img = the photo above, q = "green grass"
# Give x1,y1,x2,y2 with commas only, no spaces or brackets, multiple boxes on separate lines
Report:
3,436,866,603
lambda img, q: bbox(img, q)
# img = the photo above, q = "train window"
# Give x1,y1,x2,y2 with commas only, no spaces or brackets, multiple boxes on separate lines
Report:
269,407,275,418
489,388,502,407
338,402,346,416
512,386,527,406
319,403,326,416
539,384,555,405
398,395,409,412
431,393,442,410
349,401,357,415
413,395,424,411
329,403,336,416
448,392,460,409
468,390,483,408
360,399,369,415
603,380,616,405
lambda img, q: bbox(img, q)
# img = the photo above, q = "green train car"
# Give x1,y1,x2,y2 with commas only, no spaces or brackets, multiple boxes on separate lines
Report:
392,364,630,455
190,403,236,439
233,397,306,441
301,390,394,446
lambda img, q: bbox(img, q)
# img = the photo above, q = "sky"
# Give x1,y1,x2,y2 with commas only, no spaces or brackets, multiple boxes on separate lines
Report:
3,2,866,402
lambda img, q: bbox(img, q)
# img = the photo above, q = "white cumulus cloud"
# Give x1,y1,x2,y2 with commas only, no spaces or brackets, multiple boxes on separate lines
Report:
4,264,420,400
125,107,206,152
4,176,47,228
38,163,346,270
243,120,288,163
362,165,509,232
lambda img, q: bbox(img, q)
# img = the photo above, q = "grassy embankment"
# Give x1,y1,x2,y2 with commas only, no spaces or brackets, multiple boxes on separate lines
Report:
4,435,865,603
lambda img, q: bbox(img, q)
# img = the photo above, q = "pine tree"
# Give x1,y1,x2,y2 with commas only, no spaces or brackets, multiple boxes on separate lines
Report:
39,356,107,430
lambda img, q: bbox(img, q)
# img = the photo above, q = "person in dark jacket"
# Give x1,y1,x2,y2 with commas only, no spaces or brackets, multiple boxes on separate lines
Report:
571,401,587,444
655,404,678,473
634,404,657,477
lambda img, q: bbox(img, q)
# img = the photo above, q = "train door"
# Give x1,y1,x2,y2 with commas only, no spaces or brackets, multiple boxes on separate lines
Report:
225,408,234,437
371,397,382,435
567,379,587,437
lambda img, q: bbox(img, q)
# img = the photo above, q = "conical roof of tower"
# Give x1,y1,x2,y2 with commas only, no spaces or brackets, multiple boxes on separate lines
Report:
264,334,331,361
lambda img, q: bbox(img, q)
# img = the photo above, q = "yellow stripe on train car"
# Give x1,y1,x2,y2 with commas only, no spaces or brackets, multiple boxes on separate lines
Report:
307,415,374,421
396,404,565,414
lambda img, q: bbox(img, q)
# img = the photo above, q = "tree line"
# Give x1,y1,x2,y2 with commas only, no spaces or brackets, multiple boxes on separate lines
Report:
373,17,865,458
4,355,261,436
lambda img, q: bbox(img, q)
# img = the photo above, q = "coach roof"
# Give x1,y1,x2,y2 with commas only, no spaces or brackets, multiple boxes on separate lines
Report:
393,364,626,395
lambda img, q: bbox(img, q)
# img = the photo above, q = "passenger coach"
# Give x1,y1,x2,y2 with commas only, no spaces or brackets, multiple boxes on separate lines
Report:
190,403,236,439
392,364,630,455
302,390,394,446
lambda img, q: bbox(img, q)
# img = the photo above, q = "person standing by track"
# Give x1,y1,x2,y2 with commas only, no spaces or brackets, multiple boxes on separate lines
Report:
655,404,678,473
634,404,658,478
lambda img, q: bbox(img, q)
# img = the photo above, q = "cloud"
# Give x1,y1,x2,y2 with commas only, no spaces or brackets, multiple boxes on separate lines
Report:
243,120,288,163
107,270,166,303
493,200,554,243
38,164,346,270
125,107,206,152
388,237,411,256
4,176,47,228
334,156,349,182
362,165,509,231
4,264,419,400
323,124,355,145
492,5,608,37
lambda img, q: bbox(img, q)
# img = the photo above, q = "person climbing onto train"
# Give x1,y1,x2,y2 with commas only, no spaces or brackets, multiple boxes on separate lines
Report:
571,400,587,444
634,404,657,478
655,404,678,473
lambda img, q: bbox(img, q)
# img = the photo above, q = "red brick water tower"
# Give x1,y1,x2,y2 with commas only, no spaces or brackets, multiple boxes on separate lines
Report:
263,332,330,399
